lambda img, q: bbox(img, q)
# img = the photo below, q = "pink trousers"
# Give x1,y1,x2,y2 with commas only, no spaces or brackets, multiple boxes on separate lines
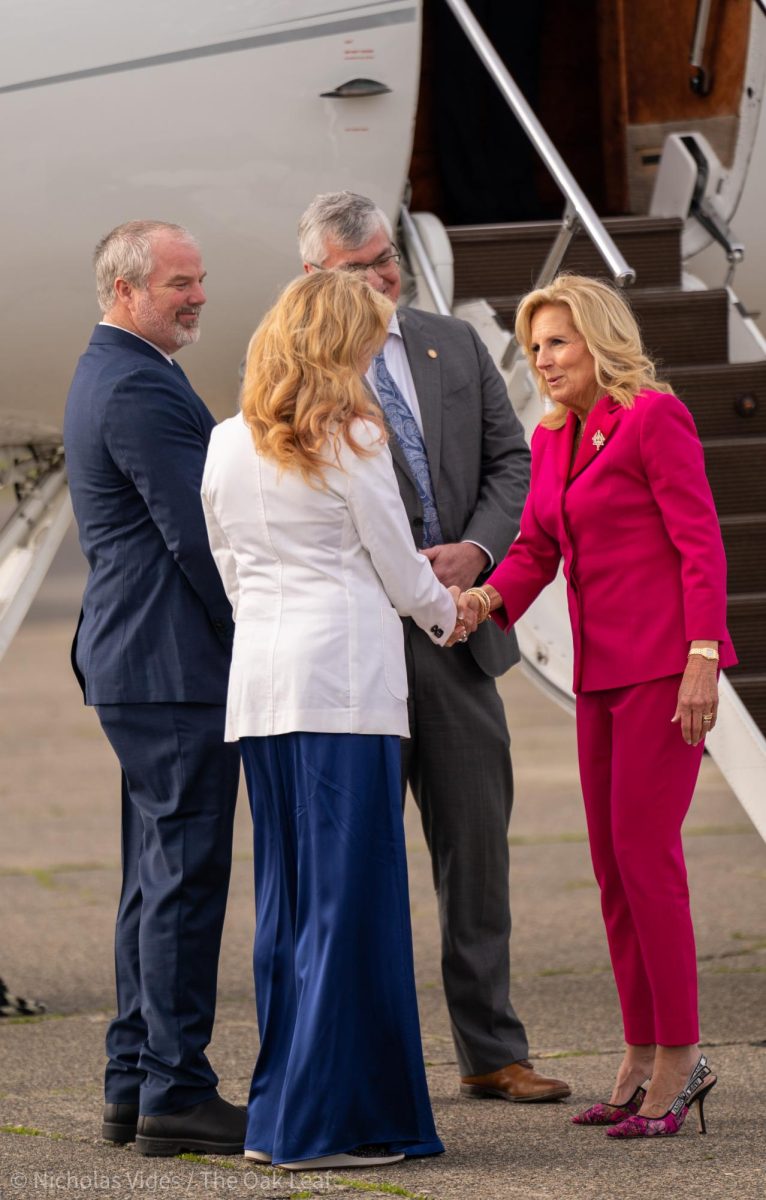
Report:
576,674,705,1046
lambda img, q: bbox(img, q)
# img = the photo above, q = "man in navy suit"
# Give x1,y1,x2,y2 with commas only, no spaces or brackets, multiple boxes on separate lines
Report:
63,221,244,1156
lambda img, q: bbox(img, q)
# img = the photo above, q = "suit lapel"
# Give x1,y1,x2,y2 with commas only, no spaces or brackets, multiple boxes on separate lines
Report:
557,410,579,484
169,357,198,400
398,310,443,488
568,394,622,483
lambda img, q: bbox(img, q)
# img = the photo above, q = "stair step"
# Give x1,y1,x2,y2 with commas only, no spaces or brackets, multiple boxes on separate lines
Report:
728,674,766,737
726,594,766,675
491,288,729,366
669,362,766,439
448,217,682,298
721,515,766,593
624,289,729,368
702,437,766,516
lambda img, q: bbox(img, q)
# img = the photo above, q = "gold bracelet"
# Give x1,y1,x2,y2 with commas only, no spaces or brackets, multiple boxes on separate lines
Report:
688,647,719,662
464,586,492,624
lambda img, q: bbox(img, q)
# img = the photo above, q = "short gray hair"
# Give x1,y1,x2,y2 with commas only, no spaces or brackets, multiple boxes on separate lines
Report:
93,219,199,313
298,192,393,265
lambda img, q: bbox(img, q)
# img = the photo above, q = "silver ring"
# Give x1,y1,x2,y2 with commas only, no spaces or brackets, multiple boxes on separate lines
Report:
459,631,468,643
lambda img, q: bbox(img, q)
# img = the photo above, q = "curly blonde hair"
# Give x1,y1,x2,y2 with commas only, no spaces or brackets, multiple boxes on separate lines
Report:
514,274,673,429
241,271,392,482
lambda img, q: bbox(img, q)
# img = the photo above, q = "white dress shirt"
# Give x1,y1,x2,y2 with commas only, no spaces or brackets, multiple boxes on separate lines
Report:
365,312,425,435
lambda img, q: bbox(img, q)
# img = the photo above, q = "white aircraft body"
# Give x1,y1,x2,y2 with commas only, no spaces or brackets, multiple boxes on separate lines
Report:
1,0,422,421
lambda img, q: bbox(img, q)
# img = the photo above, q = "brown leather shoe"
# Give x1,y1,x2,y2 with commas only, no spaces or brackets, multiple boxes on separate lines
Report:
460,1059,571,1103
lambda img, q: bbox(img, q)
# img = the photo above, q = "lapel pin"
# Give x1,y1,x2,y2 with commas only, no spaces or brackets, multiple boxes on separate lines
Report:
592,429,606,451
427,348,438,359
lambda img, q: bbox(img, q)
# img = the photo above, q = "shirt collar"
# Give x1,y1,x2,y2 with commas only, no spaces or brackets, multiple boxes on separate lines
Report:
388,311,402,340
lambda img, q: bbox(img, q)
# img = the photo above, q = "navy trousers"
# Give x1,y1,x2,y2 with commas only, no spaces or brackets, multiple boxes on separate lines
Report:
96,703,240,1115
240,732,444,1165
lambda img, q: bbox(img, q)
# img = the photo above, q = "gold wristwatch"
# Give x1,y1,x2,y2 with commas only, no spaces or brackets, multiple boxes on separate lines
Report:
688,647,719,662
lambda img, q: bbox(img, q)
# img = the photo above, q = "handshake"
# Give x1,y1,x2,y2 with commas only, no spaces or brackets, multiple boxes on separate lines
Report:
445,586,495,647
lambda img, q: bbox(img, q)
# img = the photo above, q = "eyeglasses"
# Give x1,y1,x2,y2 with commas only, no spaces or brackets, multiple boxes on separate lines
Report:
309,245,402,277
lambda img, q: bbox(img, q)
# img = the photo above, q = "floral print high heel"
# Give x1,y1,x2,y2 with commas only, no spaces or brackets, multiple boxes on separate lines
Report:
571,1083,647,1126
606,1054,716,1138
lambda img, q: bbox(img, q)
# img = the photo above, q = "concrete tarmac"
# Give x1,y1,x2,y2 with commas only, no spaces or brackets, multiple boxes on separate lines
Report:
1,526,764,1200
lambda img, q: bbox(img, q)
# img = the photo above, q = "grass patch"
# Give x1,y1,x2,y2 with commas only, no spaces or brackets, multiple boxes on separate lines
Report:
538,1048,598,1060
684,824,754,838
731,932,766,950
0,1125,63,1140
176,1155,238,1169
537,965,609,978
508,832,587,846
0,862,113,880
1,1013,55,1025
29,869,56,889
506,823,754,849
705,965,766,975
335,1181,430,1199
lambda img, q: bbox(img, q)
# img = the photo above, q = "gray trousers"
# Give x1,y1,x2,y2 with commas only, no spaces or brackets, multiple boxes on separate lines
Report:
402,626,529,1075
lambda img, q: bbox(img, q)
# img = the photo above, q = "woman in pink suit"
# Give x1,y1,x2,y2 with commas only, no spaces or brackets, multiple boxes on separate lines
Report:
460,275,736,1139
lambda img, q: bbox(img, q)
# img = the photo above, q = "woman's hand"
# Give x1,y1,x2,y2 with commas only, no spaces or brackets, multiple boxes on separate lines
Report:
671,657,719,745
444,586,482,646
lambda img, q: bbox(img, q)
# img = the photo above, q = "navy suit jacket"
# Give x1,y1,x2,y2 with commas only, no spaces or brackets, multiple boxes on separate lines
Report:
63,324,233,704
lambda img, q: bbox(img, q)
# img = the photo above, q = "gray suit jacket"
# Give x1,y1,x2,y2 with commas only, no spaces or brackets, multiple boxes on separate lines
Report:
394,307,531,678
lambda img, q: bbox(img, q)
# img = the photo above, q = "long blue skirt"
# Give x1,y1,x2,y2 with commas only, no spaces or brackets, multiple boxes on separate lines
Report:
240,732,444,1165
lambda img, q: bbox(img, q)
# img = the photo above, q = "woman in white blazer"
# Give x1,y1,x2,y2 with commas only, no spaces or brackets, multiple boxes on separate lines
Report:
202,271,461,1172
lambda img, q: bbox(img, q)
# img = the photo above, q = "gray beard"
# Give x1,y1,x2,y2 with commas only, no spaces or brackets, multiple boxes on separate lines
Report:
172,322,201,348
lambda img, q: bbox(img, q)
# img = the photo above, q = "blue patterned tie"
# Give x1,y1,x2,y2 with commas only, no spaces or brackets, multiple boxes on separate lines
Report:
372,352,443,548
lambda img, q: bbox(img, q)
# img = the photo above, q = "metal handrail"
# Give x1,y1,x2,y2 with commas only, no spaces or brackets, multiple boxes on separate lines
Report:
399,207,453,316
690,0,713,94
442,0,636,288
0,458,68,566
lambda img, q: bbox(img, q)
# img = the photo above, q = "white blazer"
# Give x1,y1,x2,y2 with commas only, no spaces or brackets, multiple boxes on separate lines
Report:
201,414,457,740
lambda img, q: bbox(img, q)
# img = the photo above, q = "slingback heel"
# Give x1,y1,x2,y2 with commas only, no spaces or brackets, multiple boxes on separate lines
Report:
571,1084,647,1126
606,1055,717,1139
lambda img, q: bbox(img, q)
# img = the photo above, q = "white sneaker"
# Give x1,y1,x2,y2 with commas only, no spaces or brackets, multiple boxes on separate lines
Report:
244,1149,272,1163
279,1145,405,1171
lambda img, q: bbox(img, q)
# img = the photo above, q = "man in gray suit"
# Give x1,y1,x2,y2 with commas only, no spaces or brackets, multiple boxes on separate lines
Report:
299,192,570,1102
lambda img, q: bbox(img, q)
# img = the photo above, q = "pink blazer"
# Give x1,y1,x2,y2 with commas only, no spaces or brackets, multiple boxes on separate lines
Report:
488,390,737,693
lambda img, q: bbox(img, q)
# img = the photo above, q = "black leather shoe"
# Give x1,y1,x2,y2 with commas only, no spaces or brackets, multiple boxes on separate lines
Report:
135,1094,246,1157
102,1103,139,1143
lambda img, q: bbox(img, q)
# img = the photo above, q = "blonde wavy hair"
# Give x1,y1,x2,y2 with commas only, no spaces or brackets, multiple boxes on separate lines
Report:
514,274,673,429
241,271,392,482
